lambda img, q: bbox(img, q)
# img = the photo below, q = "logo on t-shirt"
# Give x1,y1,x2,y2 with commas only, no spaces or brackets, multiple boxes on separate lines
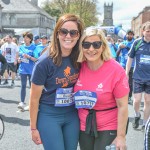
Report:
76,79,82,86
122,77,129,89
56,66,79,88
96,83,103,91
6,48,11,55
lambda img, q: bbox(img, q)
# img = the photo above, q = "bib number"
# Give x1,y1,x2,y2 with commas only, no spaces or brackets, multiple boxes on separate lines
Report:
74,90,97,109
55,87,74,107
21,58,29,63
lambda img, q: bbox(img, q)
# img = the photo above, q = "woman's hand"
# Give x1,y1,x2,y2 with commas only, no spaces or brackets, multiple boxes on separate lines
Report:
23,54,30,59
112,136,127,150
31,129,42,145
17,58,21,63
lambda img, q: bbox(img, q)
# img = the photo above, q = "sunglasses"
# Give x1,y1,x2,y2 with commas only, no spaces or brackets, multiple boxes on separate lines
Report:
82,41,102,49
58,28,79,38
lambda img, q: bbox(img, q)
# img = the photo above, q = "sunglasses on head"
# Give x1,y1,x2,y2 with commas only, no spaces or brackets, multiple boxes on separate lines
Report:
58,28,79,38
82,41,102,49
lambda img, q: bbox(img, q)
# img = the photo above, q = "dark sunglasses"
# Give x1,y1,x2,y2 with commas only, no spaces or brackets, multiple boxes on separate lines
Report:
58,28,79,38
82,41,102,49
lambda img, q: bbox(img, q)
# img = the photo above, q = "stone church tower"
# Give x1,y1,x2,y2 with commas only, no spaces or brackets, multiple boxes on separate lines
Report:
103,2,113,26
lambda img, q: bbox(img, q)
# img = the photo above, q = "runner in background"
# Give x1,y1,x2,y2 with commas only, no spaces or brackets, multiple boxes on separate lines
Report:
117,30,135,104
17,32,37,110
1,35,19,86
126,22,150,131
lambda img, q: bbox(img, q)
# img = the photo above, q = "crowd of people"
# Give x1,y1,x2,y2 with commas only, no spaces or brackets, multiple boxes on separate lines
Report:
0,13,150,150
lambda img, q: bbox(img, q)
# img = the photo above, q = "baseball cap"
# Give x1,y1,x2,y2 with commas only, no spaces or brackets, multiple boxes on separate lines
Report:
34,35,40,40
41,35,48,39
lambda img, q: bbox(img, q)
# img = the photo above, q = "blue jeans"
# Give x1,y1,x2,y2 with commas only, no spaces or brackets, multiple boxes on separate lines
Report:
37,103,80,150
20,74,31,103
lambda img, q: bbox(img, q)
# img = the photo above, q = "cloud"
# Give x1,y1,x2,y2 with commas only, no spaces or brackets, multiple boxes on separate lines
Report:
39,0,149,30
96,0,149,30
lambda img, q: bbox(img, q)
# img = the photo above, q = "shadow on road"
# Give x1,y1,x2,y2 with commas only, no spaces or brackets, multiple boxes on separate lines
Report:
0,97,18,104
0,114,29,126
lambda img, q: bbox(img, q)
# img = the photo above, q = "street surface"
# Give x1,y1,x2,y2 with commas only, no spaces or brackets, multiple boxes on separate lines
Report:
0,80,145,150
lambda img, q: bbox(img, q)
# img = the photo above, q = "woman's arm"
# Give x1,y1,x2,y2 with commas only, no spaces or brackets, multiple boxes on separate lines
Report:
114,94,128,149
29,83,44,144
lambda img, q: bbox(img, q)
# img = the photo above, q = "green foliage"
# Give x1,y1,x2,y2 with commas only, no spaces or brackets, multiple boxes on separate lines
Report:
42,0,100,27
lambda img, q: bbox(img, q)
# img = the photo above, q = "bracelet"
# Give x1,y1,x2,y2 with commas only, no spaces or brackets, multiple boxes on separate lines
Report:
31,128,37,131
29,56,32,59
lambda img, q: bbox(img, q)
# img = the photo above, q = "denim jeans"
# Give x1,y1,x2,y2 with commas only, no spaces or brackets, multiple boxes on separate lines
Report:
20,73,31,103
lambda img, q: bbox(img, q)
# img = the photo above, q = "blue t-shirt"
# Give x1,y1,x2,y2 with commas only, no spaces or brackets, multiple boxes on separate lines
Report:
34,44,48,59
19,43,36,74
119,39,134,67
108,42,117,58
128,37,150,81
31,53,79,105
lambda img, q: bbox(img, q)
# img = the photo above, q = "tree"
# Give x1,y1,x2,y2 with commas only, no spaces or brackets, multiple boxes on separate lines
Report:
42,0,100,27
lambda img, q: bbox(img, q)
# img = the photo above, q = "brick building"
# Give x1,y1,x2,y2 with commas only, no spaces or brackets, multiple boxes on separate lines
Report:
131,6,150,38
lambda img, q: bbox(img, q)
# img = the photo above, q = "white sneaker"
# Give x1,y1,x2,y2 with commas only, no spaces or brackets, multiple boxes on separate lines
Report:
24,105,29,111
18,102,25,110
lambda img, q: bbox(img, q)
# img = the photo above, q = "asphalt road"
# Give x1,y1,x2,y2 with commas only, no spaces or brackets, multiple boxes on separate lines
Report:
0,79,145,150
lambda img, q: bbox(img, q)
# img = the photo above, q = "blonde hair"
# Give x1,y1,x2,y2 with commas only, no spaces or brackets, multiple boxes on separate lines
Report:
78,27,112,62
142,21,150,31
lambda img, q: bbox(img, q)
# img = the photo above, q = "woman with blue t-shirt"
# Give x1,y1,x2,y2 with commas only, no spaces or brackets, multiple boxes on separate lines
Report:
29,14,84,150
18,32,36,110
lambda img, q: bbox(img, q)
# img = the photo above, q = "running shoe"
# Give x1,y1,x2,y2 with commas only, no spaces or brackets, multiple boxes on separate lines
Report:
18,102,25,110
132,114,141,129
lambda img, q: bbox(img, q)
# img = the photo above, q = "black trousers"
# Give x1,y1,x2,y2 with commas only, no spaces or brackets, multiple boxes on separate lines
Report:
128,67,133,98
79,130,117,150
123,67,133,98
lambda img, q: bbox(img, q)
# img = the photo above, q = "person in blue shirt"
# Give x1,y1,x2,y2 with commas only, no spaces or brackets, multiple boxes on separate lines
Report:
33,35,41,47
117,30,135,104
29,14,84,150
34,35,49,59
126,22,150,131
18,32,37,110
106,35,117,59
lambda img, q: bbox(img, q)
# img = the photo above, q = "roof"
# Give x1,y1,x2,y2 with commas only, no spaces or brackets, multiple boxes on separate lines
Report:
0,0,54,19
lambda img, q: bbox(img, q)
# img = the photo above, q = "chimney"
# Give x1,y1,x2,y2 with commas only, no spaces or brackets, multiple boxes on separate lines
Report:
30,0,38,6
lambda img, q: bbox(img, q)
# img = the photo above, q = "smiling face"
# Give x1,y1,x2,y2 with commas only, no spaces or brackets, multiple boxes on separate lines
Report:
82,35,103,64
58,21,80,56
24,36,31,46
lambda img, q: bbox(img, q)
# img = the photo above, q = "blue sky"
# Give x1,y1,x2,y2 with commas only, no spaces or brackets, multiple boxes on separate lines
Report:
38,0,149,31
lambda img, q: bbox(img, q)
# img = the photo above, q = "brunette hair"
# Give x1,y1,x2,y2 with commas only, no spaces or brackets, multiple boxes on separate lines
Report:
49,13,84,68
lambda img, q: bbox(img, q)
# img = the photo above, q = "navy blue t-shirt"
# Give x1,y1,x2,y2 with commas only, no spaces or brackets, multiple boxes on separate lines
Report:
128,37,150,81
31,53,79,104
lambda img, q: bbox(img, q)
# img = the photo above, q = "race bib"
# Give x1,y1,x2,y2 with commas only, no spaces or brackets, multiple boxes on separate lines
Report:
21,58,29,63
140,54,150,65
55,87,74,107
74,90,97,109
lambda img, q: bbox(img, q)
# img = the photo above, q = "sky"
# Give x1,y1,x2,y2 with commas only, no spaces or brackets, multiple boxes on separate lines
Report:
38,0,150,31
